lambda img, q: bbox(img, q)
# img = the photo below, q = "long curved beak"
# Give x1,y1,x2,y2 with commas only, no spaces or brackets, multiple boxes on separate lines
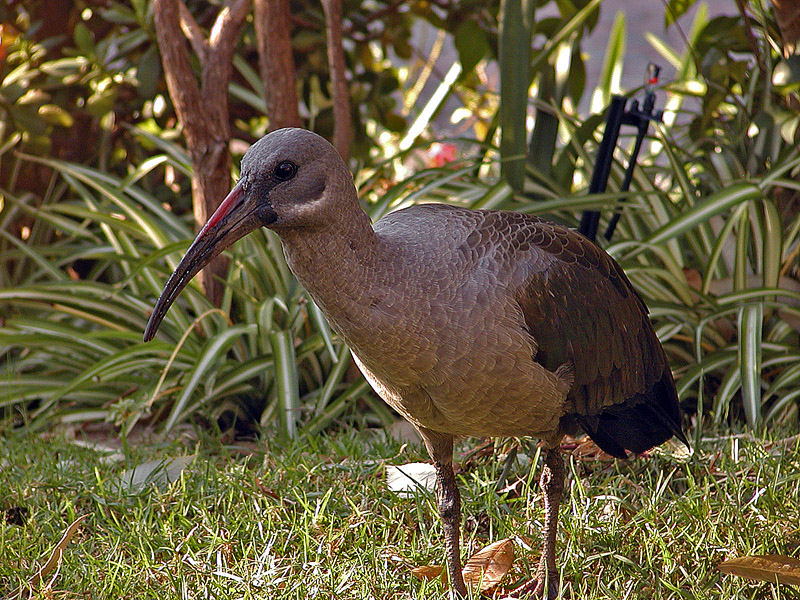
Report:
143,180,266,341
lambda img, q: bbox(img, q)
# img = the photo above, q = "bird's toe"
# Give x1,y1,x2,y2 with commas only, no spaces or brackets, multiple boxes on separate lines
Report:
506,571,559,599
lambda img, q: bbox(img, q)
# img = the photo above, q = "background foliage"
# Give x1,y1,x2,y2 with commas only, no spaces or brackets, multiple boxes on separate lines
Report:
1,0,799,439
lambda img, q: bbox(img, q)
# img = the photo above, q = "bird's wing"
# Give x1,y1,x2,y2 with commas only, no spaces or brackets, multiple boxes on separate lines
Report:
485,212,669,417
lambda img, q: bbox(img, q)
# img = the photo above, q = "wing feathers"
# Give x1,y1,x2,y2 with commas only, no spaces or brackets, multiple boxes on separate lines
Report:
474,212,671,417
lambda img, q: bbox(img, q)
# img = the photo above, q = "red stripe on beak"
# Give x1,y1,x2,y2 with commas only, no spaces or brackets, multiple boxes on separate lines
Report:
143,178,264,342
204,179,245,232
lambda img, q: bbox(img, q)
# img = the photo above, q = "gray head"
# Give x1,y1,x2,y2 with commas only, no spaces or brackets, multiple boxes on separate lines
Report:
143,128,353,341
240,128,354,230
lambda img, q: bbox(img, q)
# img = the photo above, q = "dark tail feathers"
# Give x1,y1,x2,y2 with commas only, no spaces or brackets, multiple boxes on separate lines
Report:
574,371,688,459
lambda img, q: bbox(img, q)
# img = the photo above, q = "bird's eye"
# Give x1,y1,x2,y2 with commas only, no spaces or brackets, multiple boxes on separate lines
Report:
273,161,297,181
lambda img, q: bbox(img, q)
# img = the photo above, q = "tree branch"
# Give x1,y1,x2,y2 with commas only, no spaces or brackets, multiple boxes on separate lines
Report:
203,0,251,111
153,0,205,144
153,0,250,307
177,0,207,61
254,0,301,129
734,0,767,78
321,0,351,159
209,0,251,50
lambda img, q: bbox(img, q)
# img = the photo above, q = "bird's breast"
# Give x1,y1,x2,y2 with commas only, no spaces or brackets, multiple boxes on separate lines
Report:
332,281,568,438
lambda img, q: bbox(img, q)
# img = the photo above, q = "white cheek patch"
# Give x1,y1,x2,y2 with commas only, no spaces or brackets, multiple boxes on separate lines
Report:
293,195,326,216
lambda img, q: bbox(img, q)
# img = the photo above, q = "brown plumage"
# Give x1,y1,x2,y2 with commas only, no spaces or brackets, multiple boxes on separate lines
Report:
144,128,687,598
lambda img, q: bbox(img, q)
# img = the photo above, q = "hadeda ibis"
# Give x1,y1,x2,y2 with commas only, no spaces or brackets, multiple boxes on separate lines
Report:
144,128,687,598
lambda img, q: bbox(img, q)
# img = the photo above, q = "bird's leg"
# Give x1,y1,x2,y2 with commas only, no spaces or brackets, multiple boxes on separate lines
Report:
417,428,467,597
535,448,565,597
435,458,467,597
512,447,565,599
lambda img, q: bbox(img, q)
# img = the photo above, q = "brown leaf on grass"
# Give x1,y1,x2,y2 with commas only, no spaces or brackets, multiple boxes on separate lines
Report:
253,476,281,501
560,435,615,461
411,564,444,580
8,514,88,600
462,538,515,592
719,554,800,585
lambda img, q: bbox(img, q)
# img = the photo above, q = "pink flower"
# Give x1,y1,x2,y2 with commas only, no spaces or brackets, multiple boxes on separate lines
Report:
428,142,456,167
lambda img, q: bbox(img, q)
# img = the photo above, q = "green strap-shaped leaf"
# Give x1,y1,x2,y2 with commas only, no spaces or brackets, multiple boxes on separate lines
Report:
164,324,256,431
591,11,625,114
270,329,300,440
642,182,762,249
738,303,764,430
499,0,535,191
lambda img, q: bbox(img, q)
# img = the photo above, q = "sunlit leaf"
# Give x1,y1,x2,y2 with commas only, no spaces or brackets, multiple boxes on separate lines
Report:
462,538,515,592
410,564,444,581
591,11,625,113
386,462,437,496
719,555,800,585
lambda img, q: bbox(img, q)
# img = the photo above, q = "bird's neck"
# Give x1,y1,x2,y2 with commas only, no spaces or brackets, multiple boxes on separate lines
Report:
274,202,387,336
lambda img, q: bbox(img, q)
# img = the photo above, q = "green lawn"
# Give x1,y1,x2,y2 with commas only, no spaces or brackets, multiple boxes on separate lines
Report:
1,427,799,599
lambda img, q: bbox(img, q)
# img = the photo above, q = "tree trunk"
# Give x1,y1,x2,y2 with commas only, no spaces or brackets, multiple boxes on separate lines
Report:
321,0,351,159
152,0,249,307
254,0,302,130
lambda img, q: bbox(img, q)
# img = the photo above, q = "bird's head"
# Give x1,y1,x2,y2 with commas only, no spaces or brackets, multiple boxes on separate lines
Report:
143,128,350,341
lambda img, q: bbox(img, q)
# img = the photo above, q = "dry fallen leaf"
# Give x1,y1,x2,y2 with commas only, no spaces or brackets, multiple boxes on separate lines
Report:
560,435,615,461
462,538,515,592
411,564,444,581
719,554,800,585
8,514,88,600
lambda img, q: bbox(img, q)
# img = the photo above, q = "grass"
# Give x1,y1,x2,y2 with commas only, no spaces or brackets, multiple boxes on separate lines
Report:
1,427,799,599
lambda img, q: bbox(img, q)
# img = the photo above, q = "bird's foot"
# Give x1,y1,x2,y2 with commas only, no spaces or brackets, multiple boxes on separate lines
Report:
506,570,559,599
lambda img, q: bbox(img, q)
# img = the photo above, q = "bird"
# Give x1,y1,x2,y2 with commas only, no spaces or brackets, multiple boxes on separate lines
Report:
144,128,688,598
